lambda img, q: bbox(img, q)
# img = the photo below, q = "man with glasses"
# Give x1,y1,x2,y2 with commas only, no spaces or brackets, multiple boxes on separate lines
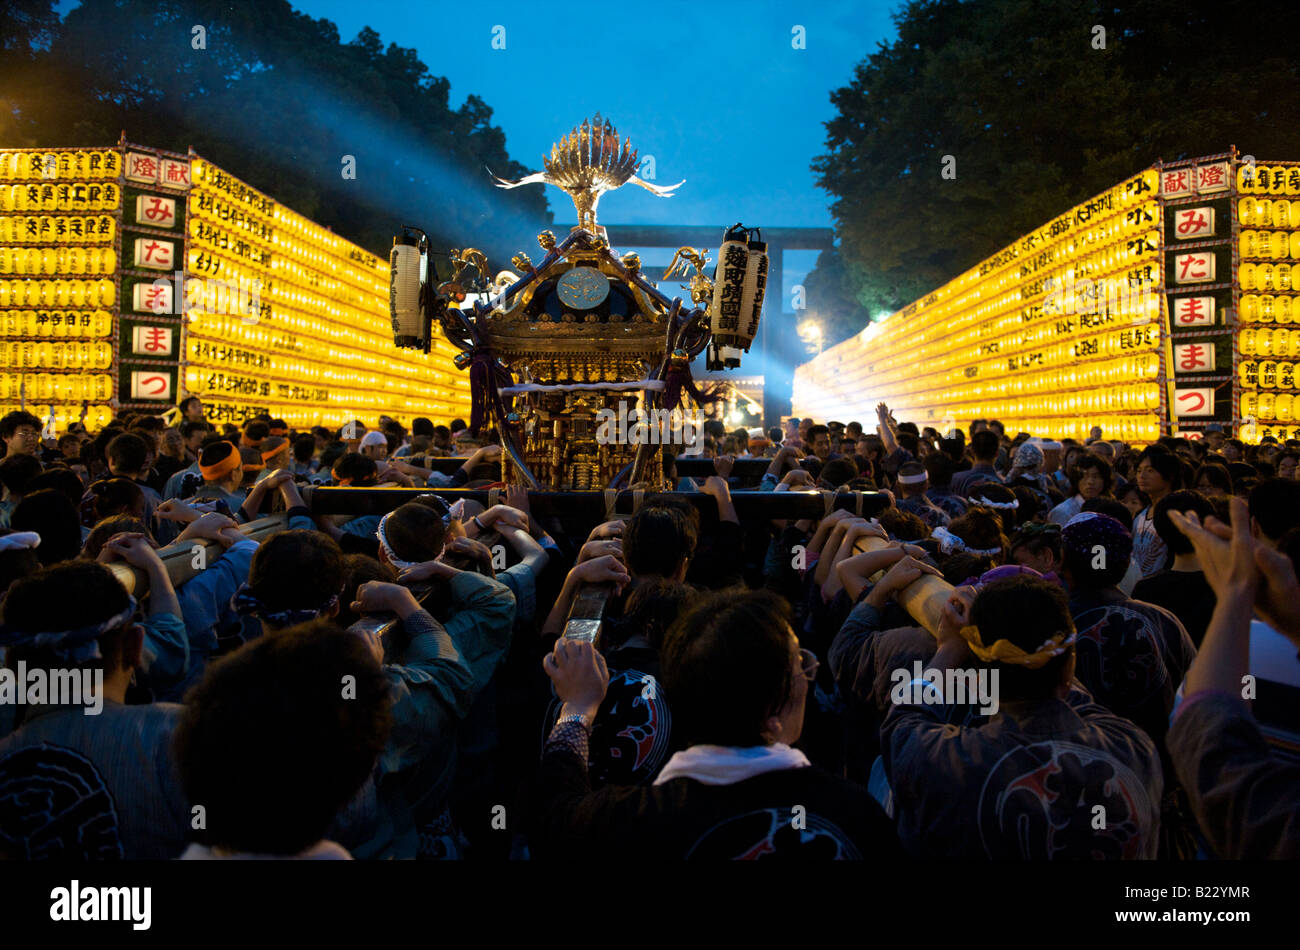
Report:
0,411,43,460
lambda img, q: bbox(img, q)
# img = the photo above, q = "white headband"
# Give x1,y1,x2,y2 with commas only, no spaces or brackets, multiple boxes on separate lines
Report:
374,512,417,571
971,495,1019,510
931,525,1002,557
896,472,928,485
0,532,41,552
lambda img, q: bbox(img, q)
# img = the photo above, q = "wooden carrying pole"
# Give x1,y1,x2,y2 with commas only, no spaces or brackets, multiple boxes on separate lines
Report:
851,535,954,637
105,515,288,596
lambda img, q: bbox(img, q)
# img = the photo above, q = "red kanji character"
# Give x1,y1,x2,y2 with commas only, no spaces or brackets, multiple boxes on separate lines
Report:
143,286,169,312
142,327,169,353
131,155,159,178
1178,344,1207,370
1177,298,1207,323
140,375,167,395
142,241,171,265
1178,255,1208,280
1163,171,1189,192
1177,391,1206,412
164,162,190,185
1176,210,1209,235
143,197,173,222
1198,165,1225,189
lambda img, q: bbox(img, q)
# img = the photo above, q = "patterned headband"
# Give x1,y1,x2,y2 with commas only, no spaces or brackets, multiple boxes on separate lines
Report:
231,584,339,628
375,512,418,571
971,495,1019,510
931,525,1001,558
0,596,138,664
959,624,1077,669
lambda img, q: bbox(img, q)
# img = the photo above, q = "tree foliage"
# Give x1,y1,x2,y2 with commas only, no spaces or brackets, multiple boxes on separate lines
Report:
812,0,1300,346
0,0,548,259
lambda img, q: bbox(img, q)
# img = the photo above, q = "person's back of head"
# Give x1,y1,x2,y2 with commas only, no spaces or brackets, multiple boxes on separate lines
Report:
336,555,398,630
623,498,699,579
81,515,152,560
332,452,377,487
945,506,1008,562
968,575,1074,701
242,420,270,444
12,490,81,565
89,475,144,523
971,429,999,462
292,434,316,464
924,451,955,488
377,502,447,566
197,441,242,492
965,483,1018,532
241,530,346,629
411,417,434,439
1152,490,1216,556
1,560,138,702
1061,512,1132,589
0,453,43,497
660,590,797,748
1248,477,1300,543
0,529,42,598
609,578,698,652
819,457,859,489
173,619,392,857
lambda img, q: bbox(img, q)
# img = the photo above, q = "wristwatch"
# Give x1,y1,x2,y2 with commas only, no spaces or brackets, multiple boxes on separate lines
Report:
555,712,592,730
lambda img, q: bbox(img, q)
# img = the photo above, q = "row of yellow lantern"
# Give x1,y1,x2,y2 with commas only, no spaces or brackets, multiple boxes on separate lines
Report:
0,216,115,244
1238,198,1300,229
187,304,469,382
1241,392,1300,422
861,250,1162,369
0,341,114,370
0,373,114,401
0,150,121,181
182,367,467,420
1240,230,1300,261
0,310,113,338
1240,294,1298,323
1240,327,1300,358
186,325,466,401
189,233,391,328
0,183,121,213
0,279,116,308
1244,423,1300,443
1238,165,1300,195
1241,262,1296,293
0,401,115,431
0,247,117,276
1239,360,1298,390
884,185,1158,331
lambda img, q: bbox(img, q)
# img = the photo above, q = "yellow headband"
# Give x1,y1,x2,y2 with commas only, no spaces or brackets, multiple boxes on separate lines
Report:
958,625,1076,669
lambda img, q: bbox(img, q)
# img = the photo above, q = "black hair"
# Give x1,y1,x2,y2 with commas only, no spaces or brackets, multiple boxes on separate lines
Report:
1069,454,1114,496
970,576,1074,701
0,410,41,440
0,453,42,495
411,417,434,438
1152,490,1216,555
292,434,316,464
88,476,145,522
947,506,1008,562
806,424,830,442
1138,446,1184,490
1249,478,1300,542
1114,482,1149,512
173,619,392,856
449,418,467,433
924,452,956,487
818,457,859,488
660,590,795,748
607,578,698,652
105,433,149,475
179,395,202,414
246,531,346,627
383,502,447,564
1082,495,1138,527
332,452,377,486
336,555,398,631
622,497,700,578
876,506,930,542
3,560,133,673
1009,521,1063,563
242,420,269,442
970,430,999,461
80,515,153,560
0,528,41,595
12,490,81,565
180,420,210,440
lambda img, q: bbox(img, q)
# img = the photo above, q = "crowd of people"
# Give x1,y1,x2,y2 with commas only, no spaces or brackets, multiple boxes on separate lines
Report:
0,393,1297,860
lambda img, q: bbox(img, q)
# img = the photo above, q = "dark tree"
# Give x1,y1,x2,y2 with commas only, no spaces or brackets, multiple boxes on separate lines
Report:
812,0,1300,346
0,0,548,261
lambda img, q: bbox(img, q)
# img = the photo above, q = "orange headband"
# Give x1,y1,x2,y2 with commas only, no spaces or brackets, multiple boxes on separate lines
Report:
200,443,241,480
240,433,262,448
261,445,287,462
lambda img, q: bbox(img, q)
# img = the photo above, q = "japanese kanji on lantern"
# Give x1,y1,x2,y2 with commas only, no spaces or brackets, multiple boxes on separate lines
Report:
793,150,1300,444
0,147,128,431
